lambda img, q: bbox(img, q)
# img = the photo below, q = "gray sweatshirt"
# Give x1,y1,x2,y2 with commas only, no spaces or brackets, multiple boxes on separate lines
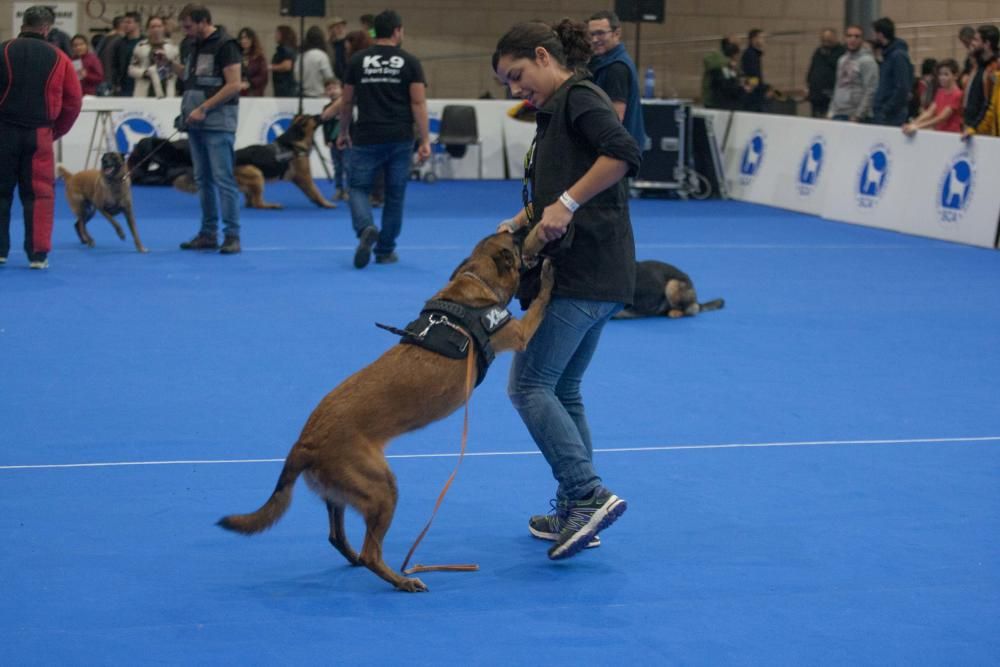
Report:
828,48,879,120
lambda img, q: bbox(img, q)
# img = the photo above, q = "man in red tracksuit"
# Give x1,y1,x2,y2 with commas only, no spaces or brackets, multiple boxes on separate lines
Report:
0,6,82,269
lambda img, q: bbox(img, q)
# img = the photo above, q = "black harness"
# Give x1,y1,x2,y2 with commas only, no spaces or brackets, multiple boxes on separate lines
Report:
378,299,512,387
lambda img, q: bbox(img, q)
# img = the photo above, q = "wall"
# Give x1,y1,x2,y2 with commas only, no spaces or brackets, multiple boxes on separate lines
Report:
2,1,998,102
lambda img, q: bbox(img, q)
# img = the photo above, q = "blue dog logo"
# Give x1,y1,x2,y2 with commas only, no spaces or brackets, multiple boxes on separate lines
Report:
938,154,975,223
856,145,890,207
740,131,766,178
264,115,293,143
797,138,824,195
115,116,157,155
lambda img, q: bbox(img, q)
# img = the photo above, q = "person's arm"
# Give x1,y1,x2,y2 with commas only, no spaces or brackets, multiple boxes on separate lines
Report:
410,81,431,161
186,61,242,124
902,102,940,135
127,43,149,80
54,55,83,139
319,52,334,82
857,58,879,120
532,156,630,244
336,83,354,148
319,97,342,121
82,53,105,89
270,58,294,73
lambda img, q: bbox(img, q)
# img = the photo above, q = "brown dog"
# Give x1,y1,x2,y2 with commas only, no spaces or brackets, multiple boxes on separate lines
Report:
218,231,553,592
58,153,147,253
174,115,337,210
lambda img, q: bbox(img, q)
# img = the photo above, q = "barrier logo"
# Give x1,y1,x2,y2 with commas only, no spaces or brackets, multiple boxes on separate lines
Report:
114,111,160,155
856,143,890,208
260,113,294,143
797,136,825,196
738,130,766,184
937,153,975,223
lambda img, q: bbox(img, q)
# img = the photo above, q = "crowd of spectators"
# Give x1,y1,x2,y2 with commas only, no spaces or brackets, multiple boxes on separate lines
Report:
702,18,1000,138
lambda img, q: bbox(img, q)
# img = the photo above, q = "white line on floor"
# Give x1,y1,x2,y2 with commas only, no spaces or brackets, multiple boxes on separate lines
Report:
2,435,997,471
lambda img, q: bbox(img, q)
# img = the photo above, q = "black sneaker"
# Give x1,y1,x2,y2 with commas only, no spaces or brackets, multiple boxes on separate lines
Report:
219,236,241,254
374,252,398,265
547,488,626,560
354,225,378,269
180,234,219,251
529,499,600,548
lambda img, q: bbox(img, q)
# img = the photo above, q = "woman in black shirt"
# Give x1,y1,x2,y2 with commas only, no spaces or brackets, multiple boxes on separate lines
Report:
493,19,641,561
269,25,298,97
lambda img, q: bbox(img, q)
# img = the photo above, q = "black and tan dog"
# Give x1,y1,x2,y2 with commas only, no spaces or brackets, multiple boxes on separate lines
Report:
174,114,337,210
218,230,553,592
58,153,147,253
614,260,723,319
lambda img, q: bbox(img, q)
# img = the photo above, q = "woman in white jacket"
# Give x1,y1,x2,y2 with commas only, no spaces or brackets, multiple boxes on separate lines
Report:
129,16,180,98
294,26,334,97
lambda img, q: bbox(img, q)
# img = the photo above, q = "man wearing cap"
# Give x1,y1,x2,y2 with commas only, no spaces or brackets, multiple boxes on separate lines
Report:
0,5,82,270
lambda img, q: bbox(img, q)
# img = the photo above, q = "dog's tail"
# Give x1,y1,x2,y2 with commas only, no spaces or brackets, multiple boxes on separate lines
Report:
217,445,308,535
698,298,725,313
57,165,73,181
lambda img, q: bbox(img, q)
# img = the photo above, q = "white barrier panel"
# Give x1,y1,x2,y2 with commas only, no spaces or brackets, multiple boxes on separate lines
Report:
823,126,1000,249
722,111,1000,249
59,97,518,180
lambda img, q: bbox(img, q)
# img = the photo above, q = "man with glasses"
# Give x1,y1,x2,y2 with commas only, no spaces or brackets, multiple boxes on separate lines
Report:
828,25,879,123
587,10,645,149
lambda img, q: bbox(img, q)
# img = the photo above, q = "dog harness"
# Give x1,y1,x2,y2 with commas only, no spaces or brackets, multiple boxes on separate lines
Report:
378,299,512,387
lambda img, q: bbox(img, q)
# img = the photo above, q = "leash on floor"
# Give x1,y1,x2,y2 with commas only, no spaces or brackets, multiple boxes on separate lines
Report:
401,340,479,576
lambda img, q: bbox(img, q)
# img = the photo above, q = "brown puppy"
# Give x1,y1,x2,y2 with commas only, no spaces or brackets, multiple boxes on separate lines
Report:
175,115,337,210
218,231,553,592
58,153,148,253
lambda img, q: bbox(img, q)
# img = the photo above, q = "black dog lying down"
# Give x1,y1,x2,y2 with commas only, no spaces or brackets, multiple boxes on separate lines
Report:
613,260,724,319
127,137,194,187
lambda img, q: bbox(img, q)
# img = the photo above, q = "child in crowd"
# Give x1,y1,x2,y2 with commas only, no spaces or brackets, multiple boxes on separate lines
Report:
321,78,348,200
903,59,963,135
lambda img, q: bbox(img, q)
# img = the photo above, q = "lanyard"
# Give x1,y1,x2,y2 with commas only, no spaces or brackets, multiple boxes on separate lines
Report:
521,135,537,224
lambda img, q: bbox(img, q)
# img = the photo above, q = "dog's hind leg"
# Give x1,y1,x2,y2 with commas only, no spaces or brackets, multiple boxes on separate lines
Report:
355,459,428,592
74,218,94,246
326,500,361,566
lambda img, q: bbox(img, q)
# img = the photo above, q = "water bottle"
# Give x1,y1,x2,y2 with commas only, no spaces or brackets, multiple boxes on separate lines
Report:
643,66,655,99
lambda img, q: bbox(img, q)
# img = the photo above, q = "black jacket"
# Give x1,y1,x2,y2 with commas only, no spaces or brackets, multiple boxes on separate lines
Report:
527,76,641,305
807,44,846,104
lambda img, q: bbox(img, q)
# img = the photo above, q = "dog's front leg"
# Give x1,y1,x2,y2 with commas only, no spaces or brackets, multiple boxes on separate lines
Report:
122,208,149,253
97,209,127,241
491,259,555,353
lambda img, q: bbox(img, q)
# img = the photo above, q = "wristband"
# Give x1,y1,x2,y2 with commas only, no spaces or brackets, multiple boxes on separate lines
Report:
558,191,580,213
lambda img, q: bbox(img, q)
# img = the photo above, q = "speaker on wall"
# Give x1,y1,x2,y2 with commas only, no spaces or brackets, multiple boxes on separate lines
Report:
280,0,325,18
614,0,665,23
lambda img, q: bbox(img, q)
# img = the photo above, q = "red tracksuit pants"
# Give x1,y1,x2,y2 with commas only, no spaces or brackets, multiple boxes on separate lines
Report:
0,121,55,262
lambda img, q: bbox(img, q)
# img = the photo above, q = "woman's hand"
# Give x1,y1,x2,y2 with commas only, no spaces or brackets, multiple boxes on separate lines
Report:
535,201,573,244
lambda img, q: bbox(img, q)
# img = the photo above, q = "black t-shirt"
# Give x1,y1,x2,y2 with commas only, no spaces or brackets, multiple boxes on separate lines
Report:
344,44,425,145
599,61,631,103
271,45,297,97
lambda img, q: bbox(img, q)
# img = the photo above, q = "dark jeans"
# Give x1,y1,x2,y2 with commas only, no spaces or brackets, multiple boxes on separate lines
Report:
348,141,411,257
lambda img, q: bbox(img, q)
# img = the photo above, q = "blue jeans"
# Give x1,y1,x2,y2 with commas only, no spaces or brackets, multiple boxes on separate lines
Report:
348,141,411,256
507,297,622,501
187,129,240,239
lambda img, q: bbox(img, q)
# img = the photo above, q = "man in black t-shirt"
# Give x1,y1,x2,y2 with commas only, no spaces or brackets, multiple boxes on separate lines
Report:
326,9,430,269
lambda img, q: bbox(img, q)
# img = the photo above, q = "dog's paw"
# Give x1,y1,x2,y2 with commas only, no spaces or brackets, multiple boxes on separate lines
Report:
138,246,150,254
317,200,338,209
397,577,428,593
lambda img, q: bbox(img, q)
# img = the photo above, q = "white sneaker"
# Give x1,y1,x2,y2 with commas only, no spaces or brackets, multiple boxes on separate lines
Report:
29,259,49,270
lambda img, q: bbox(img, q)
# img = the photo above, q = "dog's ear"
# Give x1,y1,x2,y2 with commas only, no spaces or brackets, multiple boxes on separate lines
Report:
492,248,516,275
